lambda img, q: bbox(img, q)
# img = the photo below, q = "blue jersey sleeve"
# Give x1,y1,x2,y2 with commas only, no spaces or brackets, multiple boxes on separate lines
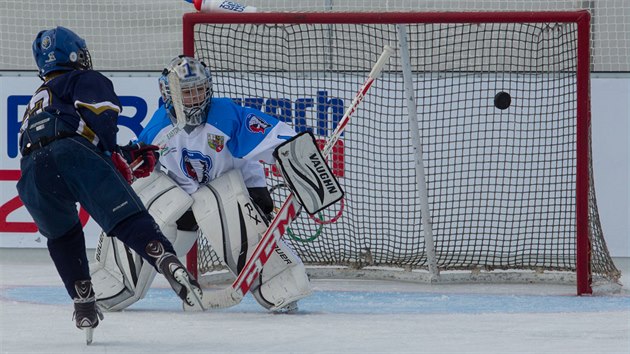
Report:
208,98,296,162
138,105,172,145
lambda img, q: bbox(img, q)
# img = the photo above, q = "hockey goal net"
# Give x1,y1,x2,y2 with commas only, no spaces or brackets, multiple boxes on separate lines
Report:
183,11,620,294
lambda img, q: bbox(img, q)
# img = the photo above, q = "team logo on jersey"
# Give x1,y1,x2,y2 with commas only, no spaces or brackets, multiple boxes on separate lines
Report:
180,148,212,184
207,133,224,152
246,113,271,134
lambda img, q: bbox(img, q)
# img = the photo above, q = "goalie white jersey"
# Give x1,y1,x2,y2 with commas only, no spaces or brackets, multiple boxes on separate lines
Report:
138,98,297,193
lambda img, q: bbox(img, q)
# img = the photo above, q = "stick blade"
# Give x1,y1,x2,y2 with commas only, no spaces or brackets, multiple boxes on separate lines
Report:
182,286,243,311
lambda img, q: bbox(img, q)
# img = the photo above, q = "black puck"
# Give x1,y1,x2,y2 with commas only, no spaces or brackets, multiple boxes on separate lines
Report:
494,91,511,110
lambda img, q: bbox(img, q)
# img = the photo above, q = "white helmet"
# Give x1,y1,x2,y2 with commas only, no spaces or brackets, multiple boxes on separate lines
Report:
159,55,213,127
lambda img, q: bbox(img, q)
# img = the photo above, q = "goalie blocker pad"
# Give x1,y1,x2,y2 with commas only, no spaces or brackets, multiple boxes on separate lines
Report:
273,131,344,214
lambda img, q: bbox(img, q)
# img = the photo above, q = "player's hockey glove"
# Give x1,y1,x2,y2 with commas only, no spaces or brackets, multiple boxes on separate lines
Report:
119,142,160,179
110,151,133,184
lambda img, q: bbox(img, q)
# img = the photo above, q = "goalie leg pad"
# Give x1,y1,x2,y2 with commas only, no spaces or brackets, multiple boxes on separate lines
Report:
192,169,311,310
251,238,312,311
90,231,158,312
90,171,193,311
171,230,199,257
191,169,268,274
133,171,194,241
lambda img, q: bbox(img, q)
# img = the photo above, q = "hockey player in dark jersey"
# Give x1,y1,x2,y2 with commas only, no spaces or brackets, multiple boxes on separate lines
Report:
16,27,203,343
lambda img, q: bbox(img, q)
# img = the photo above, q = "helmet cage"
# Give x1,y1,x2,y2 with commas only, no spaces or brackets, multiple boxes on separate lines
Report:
159,56,213,127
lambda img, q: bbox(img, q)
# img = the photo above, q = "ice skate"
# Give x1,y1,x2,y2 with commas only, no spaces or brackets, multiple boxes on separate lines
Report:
73,280,104,345
157,254,204,311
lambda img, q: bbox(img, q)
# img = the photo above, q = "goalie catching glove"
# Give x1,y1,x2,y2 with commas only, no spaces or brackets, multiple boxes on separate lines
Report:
273,131,344,214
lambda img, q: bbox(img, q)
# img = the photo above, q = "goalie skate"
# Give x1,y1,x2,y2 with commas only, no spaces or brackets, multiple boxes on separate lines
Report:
272,300,298,314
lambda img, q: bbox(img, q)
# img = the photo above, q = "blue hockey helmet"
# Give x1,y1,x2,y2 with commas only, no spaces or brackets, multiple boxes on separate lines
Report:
32,26,92,79
158,55,213,127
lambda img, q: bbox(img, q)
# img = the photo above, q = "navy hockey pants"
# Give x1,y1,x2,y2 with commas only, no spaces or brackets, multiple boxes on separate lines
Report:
17,124,145,239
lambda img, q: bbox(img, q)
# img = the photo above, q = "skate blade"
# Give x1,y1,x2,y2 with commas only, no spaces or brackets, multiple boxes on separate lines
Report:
85,327,94,345
174,269,204,311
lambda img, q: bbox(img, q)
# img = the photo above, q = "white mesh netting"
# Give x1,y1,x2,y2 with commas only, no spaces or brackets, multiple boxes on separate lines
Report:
1,0,629,72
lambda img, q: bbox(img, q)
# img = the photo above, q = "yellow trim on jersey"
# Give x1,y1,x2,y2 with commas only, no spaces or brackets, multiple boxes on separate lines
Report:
73,100,116,146
74,100,121,115
76,119,99,145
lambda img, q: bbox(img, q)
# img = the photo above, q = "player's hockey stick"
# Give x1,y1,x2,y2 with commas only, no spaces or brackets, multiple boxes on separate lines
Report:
197,45,395,309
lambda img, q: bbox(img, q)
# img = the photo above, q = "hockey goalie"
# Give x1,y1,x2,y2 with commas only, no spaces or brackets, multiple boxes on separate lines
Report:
89,56,342,312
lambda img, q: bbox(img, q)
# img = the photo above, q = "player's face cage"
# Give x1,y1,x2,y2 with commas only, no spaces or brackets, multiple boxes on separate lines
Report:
180,79,211,126
159,56,213,127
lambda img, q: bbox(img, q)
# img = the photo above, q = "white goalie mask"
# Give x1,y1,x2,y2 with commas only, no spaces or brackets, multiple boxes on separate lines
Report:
159,55,213,127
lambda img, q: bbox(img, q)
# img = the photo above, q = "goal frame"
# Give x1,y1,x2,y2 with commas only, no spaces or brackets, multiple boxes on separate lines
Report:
182,11,594,294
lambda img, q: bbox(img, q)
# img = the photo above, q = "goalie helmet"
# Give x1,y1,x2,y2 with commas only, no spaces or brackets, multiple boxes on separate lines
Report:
32,26,92,80
159,56,213,127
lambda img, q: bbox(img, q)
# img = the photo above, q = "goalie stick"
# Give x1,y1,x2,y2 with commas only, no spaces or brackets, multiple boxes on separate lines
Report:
128,69,187,175
156,69,187,147
196,45,395,309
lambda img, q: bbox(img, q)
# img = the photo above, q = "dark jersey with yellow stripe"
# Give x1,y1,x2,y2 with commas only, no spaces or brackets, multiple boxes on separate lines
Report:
20,70,122,153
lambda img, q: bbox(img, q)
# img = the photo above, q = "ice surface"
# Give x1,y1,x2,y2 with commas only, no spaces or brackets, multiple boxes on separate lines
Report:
1,249,628,354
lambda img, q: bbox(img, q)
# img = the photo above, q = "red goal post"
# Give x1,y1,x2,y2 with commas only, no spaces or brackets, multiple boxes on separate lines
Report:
182,11,620,295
